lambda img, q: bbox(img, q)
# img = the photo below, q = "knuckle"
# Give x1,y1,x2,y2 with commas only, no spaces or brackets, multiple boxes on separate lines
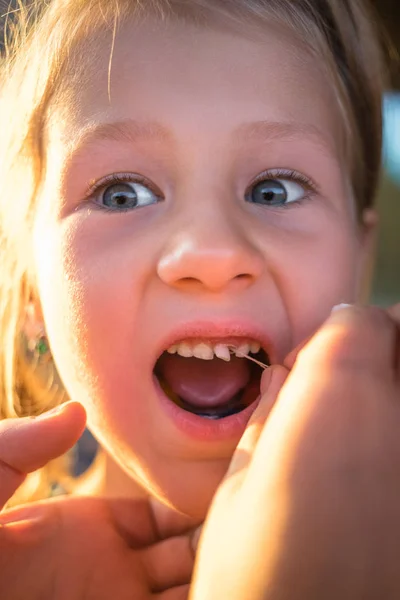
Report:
301,306,396,369
347,305,393,337
0,501,61,544
332,306,392,340
363,305,395,331
387,302,400,322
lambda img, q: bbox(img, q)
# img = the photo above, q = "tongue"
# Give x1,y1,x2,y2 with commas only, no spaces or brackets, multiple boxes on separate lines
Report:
157,353,251,408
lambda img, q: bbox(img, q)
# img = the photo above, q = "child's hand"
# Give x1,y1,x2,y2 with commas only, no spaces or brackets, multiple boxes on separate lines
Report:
0,402,86,509
0,405,194,599
191,304,400,600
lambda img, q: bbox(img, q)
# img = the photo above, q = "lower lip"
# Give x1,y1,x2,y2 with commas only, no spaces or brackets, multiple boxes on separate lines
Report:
153,374,261,442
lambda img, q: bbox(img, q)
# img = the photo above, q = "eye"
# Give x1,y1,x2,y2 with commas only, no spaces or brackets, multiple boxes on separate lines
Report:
102,181,159,211
87,174,162,213
246,175,311,207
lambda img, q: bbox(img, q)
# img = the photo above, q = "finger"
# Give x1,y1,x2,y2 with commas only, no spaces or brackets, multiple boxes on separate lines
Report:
148,497,200,540
0,402,86,510
298,304,399,377
141,535,194,593
283,334,314,370
108,496,201,550
245,365,289,447
107,497,158,548
188,524,202,555
386,302,400,323
386,303,400,375
247,305,400,487
154,584,190,600
223,365,289,487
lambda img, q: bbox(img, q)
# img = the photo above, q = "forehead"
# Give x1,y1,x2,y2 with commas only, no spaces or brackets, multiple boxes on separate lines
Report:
49,16,342,164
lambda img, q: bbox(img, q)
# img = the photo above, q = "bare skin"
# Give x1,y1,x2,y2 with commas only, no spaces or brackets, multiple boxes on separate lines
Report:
0,405,195,599
2,305,400,599
191,304,400,600
0,11,390,600
34,16,373,523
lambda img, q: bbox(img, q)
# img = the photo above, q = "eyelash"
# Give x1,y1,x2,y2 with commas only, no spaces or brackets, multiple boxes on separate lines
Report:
84,172,163,213
83,168,318,213
246,168,318,210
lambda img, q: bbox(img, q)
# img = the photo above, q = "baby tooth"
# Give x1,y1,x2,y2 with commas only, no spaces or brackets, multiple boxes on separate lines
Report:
235,343,250,358
177,343,193,358
167,345,178,354
250,342,261,354
214,344,231,362
193,343,214,360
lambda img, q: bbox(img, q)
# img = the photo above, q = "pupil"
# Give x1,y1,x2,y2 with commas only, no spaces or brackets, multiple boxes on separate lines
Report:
262,191,274,202
251,179,286,206
104,183,137,208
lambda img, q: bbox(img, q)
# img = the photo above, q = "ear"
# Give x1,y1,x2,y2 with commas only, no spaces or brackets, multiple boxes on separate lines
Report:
22,298,45,341
356,208,379,304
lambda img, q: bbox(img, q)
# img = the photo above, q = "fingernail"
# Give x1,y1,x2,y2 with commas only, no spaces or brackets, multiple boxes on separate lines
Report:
331,303,353,313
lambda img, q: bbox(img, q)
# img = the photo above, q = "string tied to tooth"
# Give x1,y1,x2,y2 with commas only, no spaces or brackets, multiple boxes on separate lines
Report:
227,346,269,370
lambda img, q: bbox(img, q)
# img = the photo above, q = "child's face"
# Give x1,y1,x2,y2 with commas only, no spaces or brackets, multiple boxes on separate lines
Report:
33,17,374,517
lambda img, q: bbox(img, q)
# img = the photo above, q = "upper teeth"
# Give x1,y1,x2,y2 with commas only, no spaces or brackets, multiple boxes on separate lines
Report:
166,339,261,362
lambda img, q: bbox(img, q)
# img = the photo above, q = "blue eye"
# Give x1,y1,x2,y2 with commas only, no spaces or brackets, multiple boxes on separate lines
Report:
101,181,159,211
246,177,307,207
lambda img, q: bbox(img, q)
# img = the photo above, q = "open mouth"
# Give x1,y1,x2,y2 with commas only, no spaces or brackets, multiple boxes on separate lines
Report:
154,338,270,420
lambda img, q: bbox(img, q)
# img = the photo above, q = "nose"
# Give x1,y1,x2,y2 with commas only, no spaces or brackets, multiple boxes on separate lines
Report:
157,211,264,293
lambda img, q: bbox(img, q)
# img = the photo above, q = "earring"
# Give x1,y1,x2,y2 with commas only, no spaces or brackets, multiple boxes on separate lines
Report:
22,304,51,362
20,304,69,404
30,330,50,360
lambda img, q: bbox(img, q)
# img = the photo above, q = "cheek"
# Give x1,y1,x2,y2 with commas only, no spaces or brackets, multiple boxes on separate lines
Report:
264,214,360,349
33,215,154,414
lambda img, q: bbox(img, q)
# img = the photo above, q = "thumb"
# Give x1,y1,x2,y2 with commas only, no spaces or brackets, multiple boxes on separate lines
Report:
0,402,86,510
224,365,289,483
284,334,314,370
192,368,289,555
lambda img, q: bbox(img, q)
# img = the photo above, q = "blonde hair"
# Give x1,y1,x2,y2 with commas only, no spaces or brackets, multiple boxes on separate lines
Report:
0,0,388,506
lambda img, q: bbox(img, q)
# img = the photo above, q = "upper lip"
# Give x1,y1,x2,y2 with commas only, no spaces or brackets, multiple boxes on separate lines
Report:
153,319,275,365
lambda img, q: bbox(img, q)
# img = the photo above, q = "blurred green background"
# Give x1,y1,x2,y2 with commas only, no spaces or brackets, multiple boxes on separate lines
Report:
372,0,400,306
373,163,400,307
372,92,400,306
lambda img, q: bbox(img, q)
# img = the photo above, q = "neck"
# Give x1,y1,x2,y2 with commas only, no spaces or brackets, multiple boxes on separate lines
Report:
72,447,148,499
72,446,200,533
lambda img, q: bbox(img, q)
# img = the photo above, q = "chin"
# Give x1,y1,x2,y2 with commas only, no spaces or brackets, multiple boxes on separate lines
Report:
147,456,231,520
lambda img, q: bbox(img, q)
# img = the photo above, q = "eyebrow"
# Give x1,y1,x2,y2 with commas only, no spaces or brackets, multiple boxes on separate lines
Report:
234,120,333,152
65,118,334,160
65,120,172,158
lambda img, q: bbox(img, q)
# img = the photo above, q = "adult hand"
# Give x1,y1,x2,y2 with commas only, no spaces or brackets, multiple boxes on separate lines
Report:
191,304,400,600
0,404,195,599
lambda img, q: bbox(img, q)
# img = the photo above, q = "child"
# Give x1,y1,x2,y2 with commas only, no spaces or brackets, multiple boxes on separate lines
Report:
0,0,397,598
